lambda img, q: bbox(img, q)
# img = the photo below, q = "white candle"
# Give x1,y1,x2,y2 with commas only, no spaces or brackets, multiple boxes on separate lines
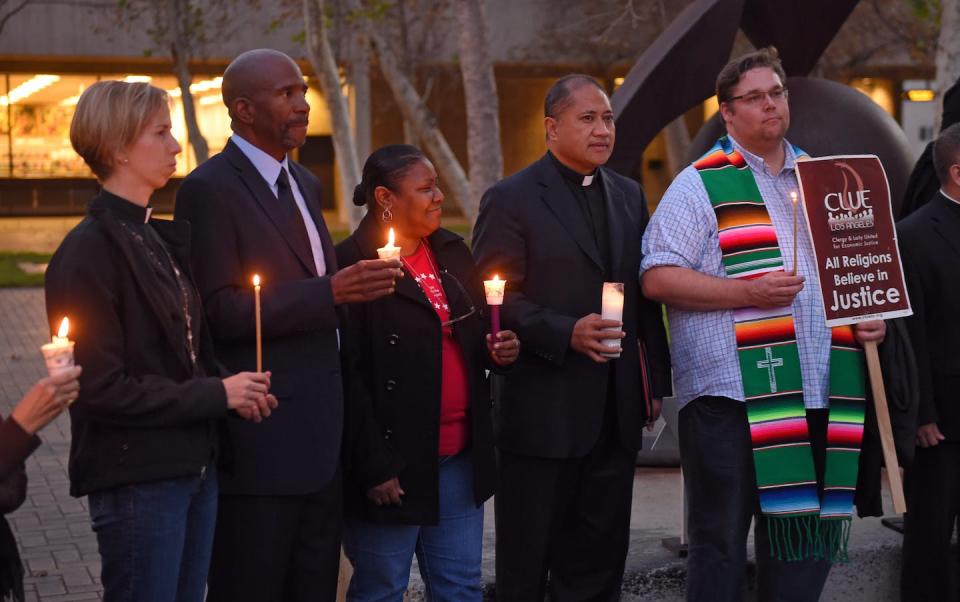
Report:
790,191,799,276
40,317,75,377
483,274,505,306
377,228,401,261
600,282,624,358
483,274,506,335
253,274,262,372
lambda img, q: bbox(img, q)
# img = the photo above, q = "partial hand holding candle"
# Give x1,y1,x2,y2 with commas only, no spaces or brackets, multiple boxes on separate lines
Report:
253,274,262,372
41,317,76,378
483,274,506,335
377,228,401,261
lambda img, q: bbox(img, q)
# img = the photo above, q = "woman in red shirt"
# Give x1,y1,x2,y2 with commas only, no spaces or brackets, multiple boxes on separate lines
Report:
337,145,519,601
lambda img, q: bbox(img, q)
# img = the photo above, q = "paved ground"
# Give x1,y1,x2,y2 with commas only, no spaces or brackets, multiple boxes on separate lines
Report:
1,287,908,601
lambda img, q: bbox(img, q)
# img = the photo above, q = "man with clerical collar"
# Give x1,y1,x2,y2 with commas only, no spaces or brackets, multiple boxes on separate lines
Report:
641,47,886,601
897,122,960,600
473,74,672,600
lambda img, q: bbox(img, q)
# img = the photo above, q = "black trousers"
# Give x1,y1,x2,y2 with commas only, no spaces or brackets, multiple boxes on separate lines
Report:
206,471,343,602
679,396,832,602
900,441,960,601
494,405,636,601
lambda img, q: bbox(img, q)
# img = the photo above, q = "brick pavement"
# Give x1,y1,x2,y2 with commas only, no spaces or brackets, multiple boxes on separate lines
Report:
0,288,102,601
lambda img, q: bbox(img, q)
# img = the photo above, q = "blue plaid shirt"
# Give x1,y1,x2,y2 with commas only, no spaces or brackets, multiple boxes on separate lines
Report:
641,136,831,409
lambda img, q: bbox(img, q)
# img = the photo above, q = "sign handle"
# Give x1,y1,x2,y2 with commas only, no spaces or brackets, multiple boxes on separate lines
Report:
863,340,907,514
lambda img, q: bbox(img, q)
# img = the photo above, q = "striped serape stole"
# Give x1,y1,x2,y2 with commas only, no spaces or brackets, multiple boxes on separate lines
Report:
694,136,867,562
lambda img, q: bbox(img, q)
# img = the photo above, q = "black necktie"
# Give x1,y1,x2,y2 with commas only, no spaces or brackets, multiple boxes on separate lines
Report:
276,167,314,270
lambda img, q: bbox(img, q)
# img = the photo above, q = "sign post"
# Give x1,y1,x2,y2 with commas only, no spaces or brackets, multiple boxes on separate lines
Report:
796,155,912,514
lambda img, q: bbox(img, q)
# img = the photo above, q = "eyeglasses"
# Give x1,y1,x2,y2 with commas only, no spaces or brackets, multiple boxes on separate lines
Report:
726,86,788,106
438,269,477,328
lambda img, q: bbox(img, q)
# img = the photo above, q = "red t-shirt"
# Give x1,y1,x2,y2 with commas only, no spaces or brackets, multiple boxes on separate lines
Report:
402,242,470,456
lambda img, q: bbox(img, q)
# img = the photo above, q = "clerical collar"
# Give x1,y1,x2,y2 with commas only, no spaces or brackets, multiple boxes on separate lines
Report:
91,190,152,224
941,188,960,207
548,151,599,187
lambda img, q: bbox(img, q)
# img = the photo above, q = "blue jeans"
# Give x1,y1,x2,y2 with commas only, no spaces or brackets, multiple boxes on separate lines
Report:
88,470,217,602
343,452,484,602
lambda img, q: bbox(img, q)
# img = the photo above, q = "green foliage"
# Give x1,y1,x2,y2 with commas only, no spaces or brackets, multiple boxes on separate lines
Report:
906,0,940,20
0,252,51,288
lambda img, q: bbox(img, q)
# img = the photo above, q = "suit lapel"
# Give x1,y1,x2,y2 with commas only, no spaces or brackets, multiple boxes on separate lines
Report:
931,194,960,261
224,141,318,277
600,168,627,279
536,156,604,272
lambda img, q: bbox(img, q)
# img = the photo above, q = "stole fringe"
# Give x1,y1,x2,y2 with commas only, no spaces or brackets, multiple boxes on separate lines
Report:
764,515,851,564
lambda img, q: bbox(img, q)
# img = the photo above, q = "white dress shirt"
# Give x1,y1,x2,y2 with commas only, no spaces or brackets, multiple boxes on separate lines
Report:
231,134,327,276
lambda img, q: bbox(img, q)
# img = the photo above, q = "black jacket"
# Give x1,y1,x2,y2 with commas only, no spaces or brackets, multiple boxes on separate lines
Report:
897,193,960,438
174,140,344,495
472,154,672,457
44,192,228,497
336,217,496,524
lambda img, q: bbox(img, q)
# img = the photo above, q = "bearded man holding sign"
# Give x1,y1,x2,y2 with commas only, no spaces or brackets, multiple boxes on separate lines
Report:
641,47,885,602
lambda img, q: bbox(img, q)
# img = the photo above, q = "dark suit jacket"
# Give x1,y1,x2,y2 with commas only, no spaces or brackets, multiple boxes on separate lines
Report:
45,193,228,497
174,139,343,495
472,154,672,457
897,192,960,439
336,217,496,525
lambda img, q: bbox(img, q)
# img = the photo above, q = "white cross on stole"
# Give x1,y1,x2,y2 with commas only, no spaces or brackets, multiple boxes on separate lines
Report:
756,346,785,393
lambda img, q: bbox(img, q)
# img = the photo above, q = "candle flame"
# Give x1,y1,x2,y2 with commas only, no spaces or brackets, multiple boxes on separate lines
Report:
57,317,69,338
790,191,798,204
387,228,395,246
253,274,261,287
492,274,500,282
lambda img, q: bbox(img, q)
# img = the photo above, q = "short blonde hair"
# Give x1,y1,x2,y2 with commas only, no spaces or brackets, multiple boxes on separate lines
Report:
69,81,168,180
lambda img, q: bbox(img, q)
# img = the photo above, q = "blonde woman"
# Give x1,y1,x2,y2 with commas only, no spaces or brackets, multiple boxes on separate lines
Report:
44,81,276,602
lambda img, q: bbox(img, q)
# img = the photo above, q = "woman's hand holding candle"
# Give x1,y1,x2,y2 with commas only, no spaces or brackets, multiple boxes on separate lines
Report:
11,367,82,435
487,330,520,366
224,371,278,423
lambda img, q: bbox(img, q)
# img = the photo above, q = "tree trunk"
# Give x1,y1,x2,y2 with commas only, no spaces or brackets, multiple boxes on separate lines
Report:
167,0,209,165
935,0,960,132
662,115,691,177
304,0,362,229
357,8,473,223
454,0,502,217
345,22,371,229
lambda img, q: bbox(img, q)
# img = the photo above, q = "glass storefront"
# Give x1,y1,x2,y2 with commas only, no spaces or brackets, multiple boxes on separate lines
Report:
0,72,333,178
0,71,336,215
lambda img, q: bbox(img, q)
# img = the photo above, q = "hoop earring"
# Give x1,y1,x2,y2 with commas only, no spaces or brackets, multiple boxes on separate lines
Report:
381,207,394,223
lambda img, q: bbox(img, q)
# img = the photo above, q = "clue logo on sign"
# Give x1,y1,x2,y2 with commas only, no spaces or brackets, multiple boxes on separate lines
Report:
824,162,875,231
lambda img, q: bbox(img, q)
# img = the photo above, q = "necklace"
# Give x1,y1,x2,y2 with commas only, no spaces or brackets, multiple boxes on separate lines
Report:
399,240,451,322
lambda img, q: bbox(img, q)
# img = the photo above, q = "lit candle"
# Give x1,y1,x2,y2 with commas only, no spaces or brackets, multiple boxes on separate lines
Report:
790,191,799,276
253,274,262,372
483,274,506,335
41,317,75,378
377,228,401,261
600,282,624,358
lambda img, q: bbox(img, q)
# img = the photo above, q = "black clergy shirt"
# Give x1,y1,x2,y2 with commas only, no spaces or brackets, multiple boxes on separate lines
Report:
548,151,611,276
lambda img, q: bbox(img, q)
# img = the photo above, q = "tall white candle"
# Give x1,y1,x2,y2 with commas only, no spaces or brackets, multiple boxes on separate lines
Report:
600,282,624,358
41,317,75,377
790,191,799,276
253,274,262,372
